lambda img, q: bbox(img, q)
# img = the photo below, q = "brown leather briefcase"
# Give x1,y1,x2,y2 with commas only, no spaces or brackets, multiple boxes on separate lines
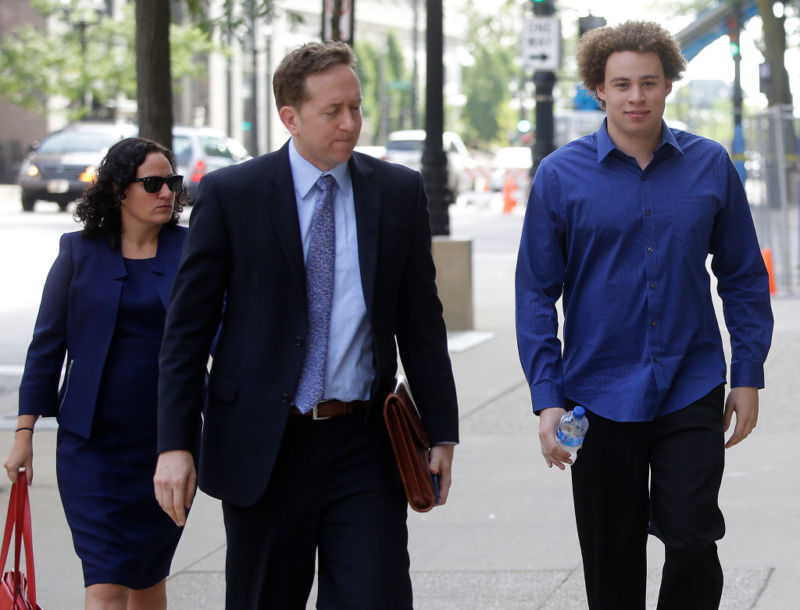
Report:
383,376,437,513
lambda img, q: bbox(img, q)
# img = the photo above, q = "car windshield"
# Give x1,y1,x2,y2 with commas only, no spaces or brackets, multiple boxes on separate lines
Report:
172,136,193,165
386,140,424,153
38,130,122,154
201,136,237,159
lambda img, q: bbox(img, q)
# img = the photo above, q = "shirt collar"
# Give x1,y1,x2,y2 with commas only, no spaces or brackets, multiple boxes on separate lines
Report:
288,138,351,198
596,118,684,163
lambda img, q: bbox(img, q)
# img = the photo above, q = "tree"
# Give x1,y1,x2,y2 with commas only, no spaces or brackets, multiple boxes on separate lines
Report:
0,1,216,122
664,0,793,108
354,40,382,141
460,4,521,146
355,32,414,143
754,0,793,107
136,0,173,148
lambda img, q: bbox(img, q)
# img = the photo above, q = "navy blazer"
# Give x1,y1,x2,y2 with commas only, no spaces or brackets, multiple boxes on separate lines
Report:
158,142,459,506
19,224,187,439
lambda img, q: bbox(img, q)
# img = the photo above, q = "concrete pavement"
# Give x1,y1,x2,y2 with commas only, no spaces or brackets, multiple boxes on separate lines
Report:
0,193,798,608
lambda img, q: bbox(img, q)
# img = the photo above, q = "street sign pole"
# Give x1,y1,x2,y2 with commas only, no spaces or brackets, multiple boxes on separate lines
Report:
525,0,559,178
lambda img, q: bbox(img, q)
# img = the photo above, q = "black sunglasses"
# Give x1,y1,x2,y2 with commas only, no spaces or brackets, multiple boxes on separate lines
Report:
131,174,184,193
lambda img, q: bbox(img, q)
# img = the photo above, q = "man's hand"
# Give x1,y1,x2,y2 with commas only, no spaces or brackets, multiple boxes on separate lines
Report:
429,444,455,505
154,450,196,526
724,386,759,448
539,407,572,470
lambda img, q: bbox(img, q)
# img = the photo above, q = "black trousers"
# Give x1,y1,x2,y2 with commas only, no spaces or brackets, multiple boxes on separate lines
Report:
222,414,412,610
569,385,726,610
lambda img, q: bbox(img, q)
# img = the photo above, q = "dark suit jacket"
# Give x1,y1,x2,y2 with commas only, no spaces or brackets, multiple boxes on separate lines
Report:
19,225,187,439
158,142,459,507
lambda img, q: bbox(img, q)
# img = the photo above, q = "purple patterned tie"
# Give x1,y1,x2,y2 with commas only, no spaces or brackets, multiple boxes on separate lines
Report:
294,174,337,412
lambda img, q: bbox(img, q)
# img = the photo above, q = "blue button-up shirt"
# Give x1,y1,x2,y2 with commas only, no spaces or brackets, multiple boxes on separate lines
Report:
515,120,773,422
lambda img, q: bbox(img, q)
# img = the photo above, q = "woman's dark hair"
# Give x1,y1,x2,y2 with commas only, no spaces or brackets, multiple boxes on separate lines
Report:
577,21,686,110
74,137,185,247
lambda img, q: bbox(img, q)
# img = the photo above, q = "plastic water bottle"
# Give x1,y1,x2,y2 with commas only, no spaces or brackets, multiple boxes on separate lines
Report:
556,406,589,463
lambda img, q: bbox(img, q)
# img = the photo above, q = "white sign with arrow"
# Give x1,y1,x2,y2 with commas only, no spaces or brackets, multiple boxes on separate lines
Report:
522,16,561,72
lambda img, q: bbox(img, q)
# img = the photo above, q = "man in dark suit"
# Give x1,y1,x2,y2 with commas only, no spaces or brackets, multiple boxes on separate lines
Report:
154,41,459,609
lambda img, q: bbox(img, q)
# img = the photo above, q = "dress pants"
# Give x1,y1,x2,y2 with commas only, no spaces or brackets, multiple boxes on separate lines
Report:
569,385,726,610
222,413,412,610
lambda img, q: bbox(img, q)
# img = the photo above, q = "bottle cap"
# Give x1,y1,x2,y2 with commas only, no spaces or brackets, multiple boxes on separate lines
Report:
573,406,585,418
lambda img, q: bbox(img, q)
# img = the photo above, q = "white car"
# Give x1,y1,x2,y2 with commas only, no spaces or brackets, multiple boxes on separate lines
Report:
172,126,251,203
382,129,473,200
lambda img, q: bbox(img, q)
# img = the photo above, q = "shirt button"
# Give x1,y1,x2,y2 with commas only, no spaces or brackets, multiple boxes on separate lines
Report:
654,356,660,363
295,337,305,347
650,283,656,289
651,320,657,327
641,174,647,181
647,246,654,253
645,210,652,216
280,393,291,404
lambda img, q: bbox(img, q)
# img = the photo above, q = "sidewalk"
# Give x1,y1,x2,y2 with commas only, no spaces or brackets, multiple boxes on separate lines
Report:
1,202,798,608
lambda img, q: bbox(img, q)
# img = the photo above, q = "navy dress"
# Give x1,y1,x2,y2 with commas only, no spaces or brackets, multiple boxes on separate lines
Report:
56,256,182,589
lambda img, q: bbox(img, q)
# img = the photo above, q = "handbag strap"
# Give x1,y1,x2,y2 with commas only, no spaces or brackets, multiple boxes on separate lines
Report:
0,476,18,569
1,470,37,608
17,471,37,608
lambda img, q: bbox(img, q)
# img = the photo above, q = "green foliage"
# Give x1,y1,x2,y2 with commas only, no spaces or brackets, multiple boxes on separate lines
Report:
355,31,415,143
461,5,522,146
354,40,381,138
0,1,217,119
184,0,300,45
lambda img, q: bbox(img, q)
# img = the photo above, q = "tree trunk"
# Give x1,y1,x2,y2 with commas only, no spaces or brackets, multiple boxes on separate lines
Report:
136,0,173,150
755,0,792,107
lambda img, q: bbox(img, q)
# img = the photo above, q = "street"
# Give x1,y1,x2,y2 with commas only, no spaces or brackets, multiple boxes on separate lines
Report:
0,183,798,608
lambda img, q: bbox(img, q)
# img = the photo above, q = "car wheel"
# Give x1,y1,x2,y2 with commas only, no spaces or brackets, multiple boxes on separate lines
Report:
57,200,70,212
21,193,36,212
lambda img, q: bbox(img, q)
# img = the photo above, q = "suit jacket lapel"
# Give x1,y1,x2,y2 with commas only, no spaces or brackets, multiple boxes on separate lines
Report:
151,225,184,308
269,145,306,285
350,154,379,318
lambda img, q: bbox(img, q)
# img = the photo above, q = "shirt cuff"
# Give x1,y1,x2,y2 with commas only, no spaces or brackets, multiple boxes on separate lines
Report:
730,359,765,389
530,381,564,415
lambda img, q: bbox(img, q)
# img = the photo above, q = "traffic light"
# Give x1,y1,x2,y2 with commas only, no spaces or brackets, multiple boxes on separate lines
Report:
727,19,741,57
729,33,740,57
531,0,555,16
578,15,606,38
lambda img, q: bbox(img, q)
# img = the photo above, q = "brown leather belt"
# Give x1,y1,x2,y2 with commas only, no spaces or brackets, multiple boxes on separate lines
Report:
290,400,370,421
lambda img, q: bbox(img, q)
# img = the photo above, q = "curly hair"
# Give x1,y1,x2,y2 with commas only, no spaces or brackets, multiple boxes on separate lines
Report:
74,137,185,247
577,21,686,109
273,40,357,109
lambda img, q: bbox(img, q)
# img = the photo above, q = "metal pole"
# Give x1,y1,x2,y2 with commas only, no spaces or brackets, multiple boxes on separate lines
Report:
530,0,556,179
422,0,450,236
773,105,791,292
412,0,419,129
729,15,746,183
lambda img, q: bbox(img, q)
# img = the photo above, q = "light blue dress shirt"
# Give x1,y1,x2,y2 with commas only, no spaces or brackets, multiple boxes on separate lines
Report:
289,139,374,401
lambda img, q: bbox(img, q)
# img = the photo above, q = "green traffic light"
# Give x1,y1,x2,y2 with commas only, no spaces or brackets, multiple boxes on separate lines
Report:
730,42,740,55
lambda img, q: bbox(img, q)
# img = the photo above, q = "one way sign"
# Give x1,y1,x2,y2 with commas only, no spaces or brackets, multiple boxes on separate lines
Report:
522,16,561,72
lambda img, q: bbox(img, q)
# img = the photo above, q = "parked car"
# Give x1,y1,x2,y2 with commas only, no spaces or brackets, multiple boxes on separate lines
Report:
382,129,473,200
17,121,136,211
490,146,532,192
171,126,251,203
17,123,251,212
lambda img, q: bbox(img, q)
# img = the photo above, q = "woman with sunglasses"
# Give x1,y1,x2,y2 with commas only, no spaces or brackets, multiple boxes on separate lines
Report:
4,137,190,610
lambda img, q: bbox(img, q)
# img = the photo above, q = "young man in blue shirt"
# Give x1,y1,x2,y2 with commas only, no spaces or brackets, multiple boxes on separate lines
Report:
515,21,773,609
